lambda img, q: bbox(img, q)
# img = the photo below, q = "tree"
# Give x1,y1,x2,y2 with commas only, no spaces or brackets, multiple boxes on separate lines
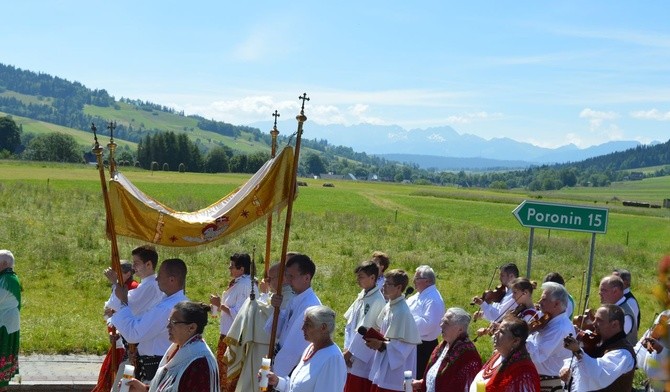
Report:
205,147,230,173
304,153,326,176
23,133,82,162
0,116,21,154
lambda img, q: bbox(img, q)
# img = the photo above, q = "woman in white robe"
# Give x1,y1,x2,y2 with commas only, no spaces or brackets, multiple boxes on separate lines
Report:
266,305,346,392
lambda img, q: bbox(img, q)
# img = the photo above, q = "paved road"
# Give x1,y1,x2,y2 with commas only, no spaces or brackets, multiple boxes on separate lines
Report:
8,354,103,391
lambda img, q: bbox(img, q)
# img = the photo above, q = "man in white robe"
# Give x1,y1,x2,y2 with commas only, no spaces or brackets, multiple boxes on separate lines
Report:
366,269,421,392
225,263,293,392
269,254,321,377
343,260,386,391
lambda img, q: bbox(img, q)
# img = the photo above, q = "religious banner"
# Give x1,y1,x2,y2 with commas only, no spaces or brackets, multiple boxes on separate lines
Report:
107,146,295,247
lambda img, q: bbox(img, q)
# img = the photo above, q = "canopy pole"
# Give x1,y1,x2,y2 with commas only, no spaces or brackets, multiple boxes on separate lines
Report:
92,122,124,384
264,111,281,279
267,94,309,361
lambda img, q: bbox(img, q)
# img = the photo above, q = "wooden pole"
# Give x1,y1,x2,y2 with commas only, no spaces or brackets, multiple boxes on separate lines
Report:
91,123,124,384
264,111,281,279
267,95,309,360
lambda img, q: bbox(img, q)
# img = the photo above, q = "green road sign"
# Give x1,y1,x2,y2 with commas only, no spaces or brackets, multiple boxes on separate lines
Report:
513,200,608,234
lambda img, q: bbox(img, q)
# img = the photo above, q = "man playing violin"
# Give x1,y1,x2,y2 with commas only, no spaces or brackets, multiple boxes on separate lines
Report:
560,304,636,392
472,263,519,323
525,282,574,392
634,310,670,392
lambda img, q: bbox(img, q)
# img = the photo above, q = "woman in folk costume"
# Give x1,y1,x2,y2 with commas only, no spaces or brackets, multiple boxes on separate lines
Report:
93,260,139,392
342,260,387,392
127,301,219,392
366,269,422,392
0,250,21,392
413,308,482,392
469,315,540,392
265,305,347,392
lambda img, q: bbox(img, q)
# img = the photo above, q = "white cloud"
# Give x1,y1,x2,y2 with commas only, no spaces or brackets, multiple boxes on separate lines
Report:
630,108,670,121
579,108,619,130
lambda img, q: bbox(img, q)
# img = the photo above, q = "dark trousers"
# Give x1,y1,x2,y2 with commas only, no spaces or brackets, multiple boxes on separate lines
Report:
416,339,439,379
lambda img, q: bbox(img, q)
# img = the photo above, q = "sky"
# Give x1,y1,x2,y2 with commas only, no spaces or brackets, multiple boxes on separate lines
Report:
2,1,669,149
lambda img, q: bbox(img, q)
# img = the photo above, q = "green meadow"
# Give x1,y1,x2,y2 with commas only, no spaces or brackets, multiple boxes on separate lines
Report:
1,159,669,369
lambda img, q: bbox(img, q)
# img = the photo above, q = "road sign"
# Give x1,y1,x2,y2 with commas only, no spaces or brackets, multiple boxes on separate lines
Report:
513,200,608,234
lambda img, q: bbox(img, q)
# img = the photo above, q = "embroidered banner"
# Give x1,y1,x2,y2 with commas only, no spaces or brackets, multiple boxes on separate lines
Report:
107,146,295,247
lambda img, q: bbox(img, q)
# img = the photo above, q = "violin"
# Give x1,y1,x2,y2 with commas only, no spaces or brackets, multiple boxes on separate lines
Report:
572,309,600,355
572,308,596,331
644,314,669,353
474,323,498,342
528,312,551,333
471,284,506,305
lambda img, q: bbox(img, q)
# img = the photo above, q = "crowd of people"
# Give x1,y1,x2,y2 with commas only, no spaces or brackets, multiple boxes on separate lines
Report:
2,246,669,392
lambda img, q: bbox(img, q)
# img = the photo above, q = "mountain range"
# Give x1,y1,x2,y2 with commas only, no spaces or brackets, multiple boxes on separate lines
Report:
249,121,655,170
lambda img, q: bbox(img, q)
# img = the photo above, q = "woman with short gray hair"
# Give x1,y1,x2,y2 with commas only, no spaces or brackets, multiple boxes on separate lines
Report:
413,307,482,392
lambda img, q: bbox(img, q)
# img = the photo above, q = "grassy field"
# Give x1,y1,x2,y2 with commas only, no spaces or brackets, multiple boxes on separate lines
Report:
0,159,668,387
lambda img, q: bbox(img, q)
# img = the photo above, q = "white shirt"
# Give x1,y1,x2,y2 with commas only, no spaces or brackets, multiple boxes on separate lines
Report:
111,290,188,356
560,344,635,391
219,274,256,335
275,343,346,392
525,311,573,376
106,274,165,315
343,285,386,379
614,296,634,335
480,288,515,322
272,287,321,377
406,284,446,341
623,288,640,324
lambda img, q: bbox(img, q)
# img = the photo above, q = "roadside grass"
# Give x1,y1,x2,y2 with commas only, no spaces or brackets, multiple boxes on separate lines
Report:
1,161,668,378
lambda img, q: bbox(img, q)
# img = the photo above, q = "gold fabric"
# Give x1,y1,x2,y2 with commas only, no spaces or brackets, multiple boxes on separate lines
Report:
108,147,294,247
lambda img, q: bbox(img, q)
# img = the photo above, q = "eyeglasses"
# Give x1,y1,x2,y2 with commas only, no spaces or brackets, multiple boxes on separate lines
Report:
167,319,193,326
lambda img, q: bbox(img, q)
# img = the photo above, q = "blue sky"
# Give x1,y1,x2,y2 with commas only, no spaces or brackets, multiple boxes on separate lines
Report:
2,1,669,148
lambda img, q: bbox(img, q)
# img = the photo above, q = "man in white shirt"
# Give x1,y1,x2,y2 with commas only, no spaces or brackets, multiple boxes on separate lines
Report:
210,252,256,392
406,265,445,378
525,282,574,392
472,263,519,322
111,258,189,383
269,253,321,377
599,275,638,345
560,304,635,392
